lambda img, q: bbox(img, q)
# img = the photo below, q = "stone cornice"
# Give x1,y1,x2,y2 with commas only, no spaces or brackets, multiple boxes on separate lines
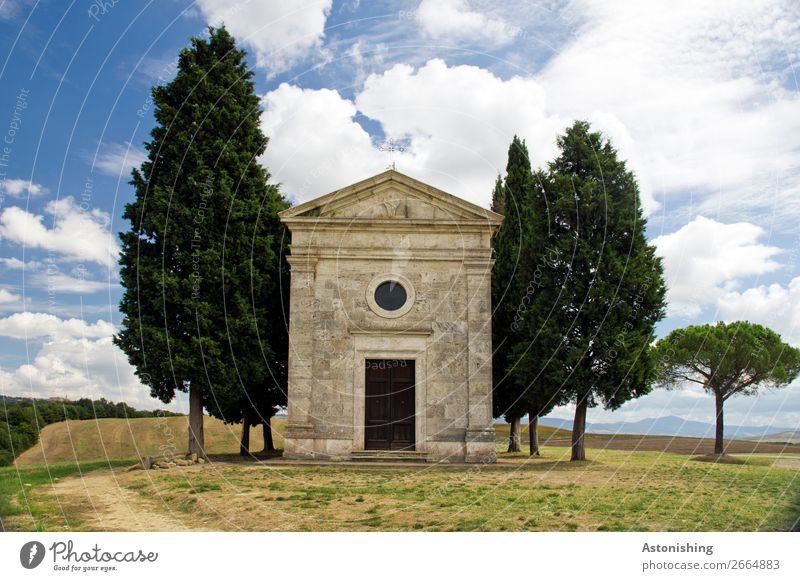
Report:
287,247,492,262
281,217,500,234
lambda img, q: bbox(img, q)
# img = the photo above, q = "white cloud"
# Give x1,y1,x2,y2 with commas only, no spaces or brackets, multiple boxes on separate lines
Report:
0,313,183,410
261,83,382,202
0,336,180,411
538,0,800,222
92,142,147,177
0,288,20,306
356,59,565,204
0,178,47,197
0,257,42,270
653,216,783,317
718,277,800,346
30,271,113,294
0,197,119,268
196,0,333,76
260,1,800,220
416,0,519,47
262,59,565,206
0,0,33,20
0,312,116,340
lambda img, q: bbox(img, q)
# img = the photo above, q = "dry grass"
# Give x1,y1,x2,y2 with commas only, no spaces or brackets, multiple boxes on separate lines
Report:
5,417,799,532
14,416,286,465
5,446,798,532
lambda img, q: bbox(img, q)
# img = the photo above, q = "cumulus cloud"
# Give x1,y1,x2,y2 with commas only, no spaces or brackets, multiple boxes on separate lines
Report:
718,277,800,346
92,142,147,177
196,0,333,76
0,178,47,197
539,0,800,222
0,197,119,268
652,216,783,317
416,0,519,47
262,59,565,206
0,312,116,340
0,313,183,410
257,2,800,221
0,336,181,410
261,83,381,201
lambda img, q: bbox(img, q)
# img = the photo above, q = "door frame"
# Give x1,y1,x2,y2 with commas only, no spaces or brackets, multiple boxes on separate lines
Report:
364,359,416,450
351,331,429,453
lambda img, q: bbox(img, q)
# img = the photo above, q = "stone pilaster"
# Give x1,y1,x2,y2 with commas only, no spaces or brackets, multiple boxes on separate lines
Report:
464,259,497,463
283,255,317,456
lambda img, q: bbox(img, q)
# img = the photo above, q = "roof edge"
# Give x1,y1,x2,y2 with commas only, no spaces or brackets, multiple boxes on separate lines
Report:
278,169,503,224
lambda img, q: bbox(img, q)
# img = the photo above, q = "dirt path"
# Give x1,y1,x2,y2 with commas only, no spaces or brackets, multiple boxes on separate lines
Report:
43,468,208,532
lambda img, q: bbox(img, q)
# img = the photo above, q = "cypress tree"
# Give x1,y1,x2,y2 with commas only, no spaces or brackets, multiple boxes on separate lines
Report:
508,168,568,456
115,27,289,458
546,121,666,461
491,137,533,452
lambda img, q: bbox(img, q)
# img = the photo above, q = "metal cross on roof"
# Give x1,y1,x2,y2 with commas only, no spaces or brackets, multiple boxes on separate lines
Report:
378,138,406,170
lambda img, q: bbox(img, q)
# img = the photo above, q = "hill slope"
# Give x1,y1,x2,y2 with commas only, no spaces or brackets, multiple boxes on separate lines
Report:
751,431,800,444
14,417,286,465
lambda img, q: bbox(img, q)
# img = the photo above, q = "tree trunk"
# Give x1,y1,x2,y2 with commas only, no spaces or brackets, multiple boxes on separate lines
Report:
528,411,540,457
571,397,587,461
262,416,275,452
714,391,724,455
507,416,521,452
188,385,205,459
240,409,251,456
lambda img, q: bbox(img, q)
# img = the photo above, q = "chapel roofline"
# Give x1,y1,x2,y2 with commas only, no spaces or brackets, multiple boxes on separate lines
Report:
278,168,503,226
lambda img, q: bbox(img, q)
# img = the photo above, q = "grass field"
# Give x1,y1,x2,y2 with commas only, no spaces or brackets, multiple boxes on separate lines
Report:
2,417,799,532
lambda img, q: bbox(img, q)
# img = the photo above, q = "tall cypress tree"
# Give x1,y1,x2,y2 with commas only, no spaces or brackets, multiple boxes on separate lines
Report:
115,27,288,458
491,137,533,452
546,121,666,461
508,168,568,456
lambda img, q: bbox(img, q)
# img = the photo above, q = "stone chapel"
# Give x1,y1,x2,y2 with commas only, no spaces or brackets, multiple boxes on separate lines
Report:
278,169,503,463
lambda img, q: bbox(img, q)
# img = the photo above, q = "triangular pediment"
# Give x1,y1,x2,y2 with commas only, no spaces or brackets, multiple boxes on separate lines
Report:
279,170,502,224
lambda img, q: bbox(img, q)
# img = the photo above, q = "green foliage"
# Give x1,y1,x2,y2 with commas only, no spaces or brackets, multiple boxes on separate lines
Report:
492,137,545,421
507,162,568,421
545,121,666,410
491,122,666,460
655,321,800,398
494,122,664,423
0,397,178,466
114,26,289,429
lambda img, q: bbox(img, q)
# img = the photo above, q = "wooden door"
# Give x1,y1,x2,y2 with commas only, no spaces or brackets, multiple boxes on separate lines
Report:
364,359,415,450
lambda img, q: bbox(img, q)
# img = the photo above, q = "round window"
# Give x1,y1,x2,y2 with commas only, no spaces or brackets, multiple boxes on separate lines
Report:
374,280,407,311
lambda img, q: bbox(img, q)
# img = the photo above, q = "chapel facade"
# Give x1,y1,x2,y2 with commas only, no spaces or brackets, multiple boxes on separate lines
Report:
279,170,502,463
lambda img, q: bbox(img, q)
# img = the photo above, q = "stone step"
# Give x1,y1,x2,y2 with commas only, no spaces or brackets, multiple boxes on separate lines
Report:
349,450,429,463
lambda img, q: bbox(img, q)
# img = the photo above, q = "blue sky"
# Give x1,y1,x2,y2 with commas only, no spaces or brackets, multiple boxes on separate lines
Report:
0,0,799,429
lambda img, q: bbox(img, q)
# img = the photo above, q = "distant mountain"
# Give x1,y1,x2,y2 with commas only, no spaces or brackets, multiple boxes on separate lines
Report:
534,415,799,441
